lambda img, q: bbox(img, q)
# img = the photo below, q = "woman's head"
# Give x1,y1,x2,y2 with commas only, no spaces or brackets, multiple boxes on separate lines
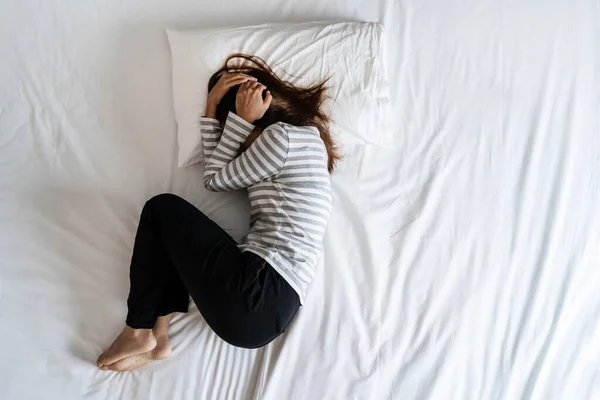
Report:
207,54,340,173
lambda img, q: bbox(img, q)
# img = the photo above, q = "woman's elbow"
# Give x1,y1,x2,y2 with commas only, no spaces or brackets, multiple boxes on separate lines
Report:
203,178,218,192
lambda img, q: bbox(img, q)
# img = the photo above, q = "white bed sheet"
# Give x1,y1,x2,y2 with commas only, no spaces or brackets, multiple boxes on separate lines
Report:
1,1,599,399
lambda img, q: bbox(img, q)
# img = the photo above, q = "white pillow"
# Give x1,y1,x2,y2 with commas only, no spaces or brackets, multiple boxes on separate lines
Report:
167,21,393,167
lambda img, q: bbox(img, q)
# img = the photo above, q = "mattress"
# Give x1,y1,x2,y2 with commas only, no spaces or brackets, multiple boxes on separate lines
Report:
1,0,599,399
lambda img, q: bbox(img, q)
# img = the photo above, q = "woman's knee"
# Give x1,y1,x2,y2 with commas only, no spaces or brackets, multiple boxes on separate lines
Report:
209,315,280,349
145,193,182,210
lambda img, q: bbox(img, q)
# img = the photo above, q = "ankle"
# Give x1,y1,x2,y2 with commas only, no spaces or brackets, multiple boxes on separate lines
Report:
123,326,153,337
153,332,169,342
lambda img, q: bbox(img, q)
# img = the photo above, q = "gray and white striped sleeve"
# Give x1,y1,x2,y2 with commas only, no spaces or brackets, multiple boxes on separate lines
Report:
203,113,289,192
199,117,222,160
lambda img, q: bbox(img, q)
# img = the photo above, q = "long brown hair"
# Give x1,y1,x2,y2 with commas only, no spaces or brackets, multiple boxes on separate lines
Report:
207,54,340,173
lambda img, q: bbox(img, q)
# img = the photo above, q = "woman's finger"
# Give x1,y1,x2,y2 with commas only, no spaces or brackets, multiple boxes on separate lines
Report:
263,90,272,106
229,74,256,84
218,72,233,82
225,76,252,88
225,73,256,83
236,73,256,80
245,83,257,93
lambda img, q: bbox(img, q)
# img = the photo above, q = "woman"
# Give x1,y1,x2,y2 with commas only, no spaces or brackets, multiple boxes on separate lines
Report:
97,54,339,372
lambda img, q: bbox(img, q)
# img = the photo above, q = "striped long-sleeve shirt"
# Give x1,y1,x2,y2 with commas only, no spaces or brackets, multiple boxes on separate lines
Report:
199,111,332,303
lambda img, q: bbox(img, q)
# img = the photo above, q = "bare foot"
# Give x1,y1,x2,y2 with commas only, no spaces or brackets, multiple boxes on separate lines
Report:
97,326,156,368
104,332,172,371
104,313,174,372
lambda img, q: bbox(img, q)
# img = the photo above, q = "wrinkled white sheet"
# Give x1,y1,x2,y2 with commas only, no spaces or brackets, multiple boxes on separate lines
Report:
168,21,394,167
1,1,599,399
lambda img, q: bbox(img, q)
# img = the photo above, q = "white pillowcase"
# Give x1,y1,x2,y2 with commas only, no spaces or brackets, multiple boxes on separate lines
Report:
167,21,393,167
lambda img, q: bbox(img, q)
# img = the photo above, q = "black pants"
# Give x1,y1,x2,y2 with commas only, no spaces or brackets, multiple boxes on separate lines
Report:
125,193,300,349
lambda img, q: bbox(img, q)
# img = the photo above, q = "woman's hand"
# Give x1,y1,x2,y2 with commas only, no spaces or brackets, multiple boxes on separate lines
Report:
206,73,256,118
235,82,272,124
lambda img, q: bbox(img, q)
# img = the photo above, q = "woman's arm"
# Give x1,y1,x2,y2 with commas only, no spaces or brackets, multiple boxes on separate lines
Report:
203,112,289,192
200,117,223,161
200,72,257,160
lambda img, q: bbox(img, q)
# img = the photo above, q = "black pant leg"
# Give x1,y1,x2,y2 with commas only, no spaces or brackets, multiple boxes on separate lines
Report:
126,193,241,329
155,264,190,318
125,193,300,348
126,197,183,329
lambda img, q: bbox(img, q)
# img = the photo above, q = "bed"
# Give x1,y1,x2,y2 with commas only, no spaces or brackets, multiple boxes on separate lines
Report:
1,0,599,399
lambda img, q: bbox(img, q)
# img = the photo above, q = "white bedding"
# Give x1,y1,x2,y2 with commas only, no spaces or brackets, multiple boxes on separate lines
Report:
1,1,599,400
168,21,393,167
